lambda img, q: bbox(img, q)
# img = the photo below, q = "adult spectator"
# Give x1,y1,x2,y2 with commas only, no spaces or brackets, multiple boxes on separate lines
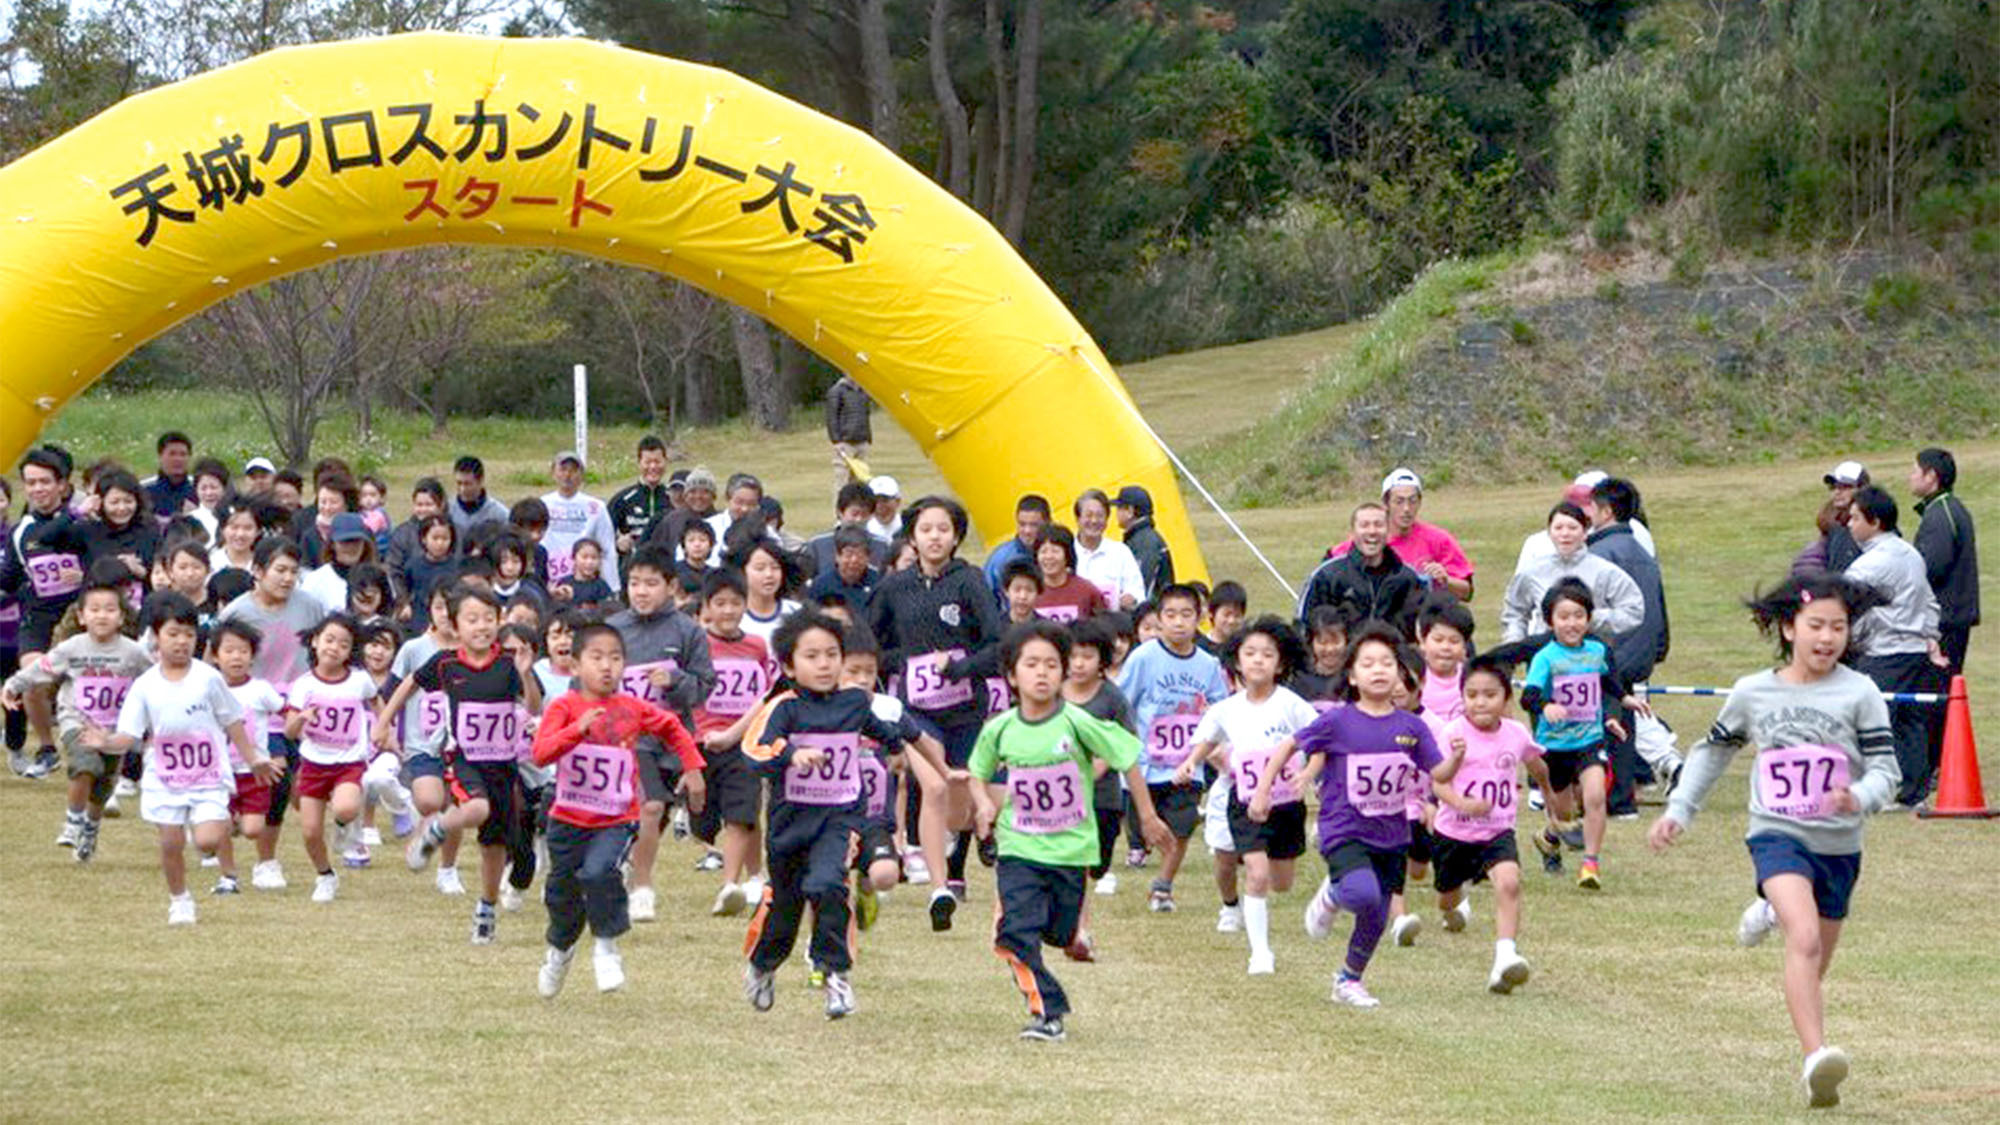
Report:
1500,501,1645,644
141,431,196,525
805,525,880,611
1587,477,1675,814
1297,502,1425,635
807,482,889,577
706,474,769,548
449,455,510,537
383,477,449,602
297,472,360,569
983,493,1050,596
241,456,276,496
1799,460,1868,574
865,476,902,541
1843,485,1947,807
1114,485,1174,597
542,450,620,594
1073,488,1144,610
608,435,674,559
1910,447,1978,677
1032,524,1109,622
299,512,375,614
646,465,720,557
1331,468,1475,599
1516,471,1655,572
825,374,873,498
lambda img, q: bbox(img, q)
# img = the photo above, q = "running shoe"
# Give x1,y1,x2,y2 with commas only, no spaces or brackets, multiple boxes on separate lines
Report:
1331,975,1380,1008
538,945,574,998
1803,1045,1850,1109
1019,1016,1066,1042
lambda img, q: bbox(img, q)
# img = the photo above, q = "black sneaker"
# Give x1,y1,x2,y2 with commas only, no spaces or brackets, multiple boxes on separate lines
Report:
471,903,498,945
929,888,957,932
1019,1016,1066,1042
976,834,998,868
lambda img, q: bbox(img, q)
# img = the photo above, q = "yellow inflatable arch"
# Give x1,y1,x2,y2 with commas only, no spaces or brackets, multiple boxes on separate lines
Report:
0,32,1205,578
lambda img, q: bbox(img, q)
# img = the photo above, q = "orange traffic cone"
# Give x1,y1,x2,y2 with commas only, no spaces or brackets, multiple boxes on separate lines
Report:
1917,675,2000,819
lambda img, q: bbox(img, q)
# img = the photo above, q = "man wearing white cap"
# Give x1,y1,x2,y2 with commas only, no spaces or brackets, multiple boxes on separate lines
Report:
865,476,902,543
541,451,621,594
1822,460,1868,572
243,457,277,495
1515,470,1656,574
1331,468,1476,600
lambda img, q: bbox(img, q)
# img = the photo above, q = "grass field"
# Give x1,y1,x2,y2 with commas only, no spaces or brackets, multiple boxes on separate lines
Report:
7,328,2000,1121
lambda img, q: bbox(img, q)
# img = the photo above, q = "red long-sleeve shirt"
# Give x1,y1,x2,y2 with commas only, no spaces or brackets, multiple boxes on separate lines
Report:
533,691,704,827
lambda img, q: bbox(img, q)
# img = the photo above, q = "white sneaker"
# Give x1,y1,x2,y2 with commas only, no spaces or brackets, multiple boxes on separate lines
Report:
1304,878,1338,940
167,896,197,926
628,886,657,923
1489,952,1532,994
1443,900,1471,933
1331,975,1380,1008
55,819,82,848
311,872,339,903
1094,871,1118,896
199,854,220,868
1737,898,1778,947
1803,1045,1849,1108
712,882,747,917
538,945,574,999
1217,904,1244,933
361,826,383,847
823,971,855,1019
1390,912,1422,947
1247,950,1276,976
102,792,121,818
114,777,138,799
739,875,766,908
250,860,287,890
435,865,466,896
500,885,523,913
593,942,625,993
903,851,931,885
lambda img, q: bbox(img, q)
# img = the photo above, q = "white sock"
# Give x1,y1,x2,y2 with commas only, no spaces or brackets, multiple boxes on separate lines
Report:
1495,938,1518,960
1244,895,1270,959
594,936,618,956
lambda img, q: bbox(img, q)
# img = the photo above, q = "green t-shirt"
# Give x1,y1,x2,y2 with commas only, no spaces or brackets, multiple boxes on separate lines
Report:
968,702,1140,867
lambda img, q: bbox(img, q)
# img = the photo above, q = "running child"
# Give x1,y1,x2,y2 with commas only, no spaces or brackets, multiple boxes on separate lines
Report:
556,539,615,612
374,583,542,944
391,580,466,895
1246,622,1466,1008
208,620,285,893
1202,581,1248,651
1117,583,1229,913
1648,573,1898,1109
838,626,947,949
1430,656,1554,994
283,614,379,903
1062,618,1133,918
1521,578,1649,890
532,622,706,998
1417,597,1473,722
2,574,151,862
692,569,775,917
498,622,549,912
1174,616,1320,975
96,593,278,924
742,610,912,1019
1288,606,1349,710
971,619,1172,1041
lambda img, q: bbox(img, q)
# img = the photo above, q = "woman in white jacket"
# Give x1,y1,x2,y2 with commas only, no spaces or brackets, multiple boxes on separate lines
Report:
1501,503,1646,644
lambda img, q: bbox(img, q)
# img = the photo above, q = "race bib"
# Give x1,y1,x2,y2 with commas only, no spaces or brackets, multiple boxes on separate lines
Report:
1550,674,1602,725
707,657,769,717
984,677,1011,717
1443,762,1517,834
1147,712,1200,769
456,700,522,761
1007,759,1088,834
1034,604,1079,624
1230,746,1301,805
74,674,132,728
620,660,679,706
418,691,449,737
903,650,971,711
305,698,365,749
27,553,83,598
546,549,575,587
553,742,636,819
155,730,224,790
859,753,890,820
1756,744,1852,820
1345,752,1420,818
782,732,862,805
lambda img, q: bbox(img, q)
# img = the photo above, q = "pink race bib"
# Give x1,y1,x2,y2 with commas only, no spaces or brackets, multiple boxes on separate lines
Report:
1034,604,1079,624
305,698,365,749
418,691,449,737
1230,746,1302,805
707,658,769,717
1756,745,1852,820
1147,713,1199,769
1007,760,1087,834
1550,673,1602,724
74,674,132,727
546,549,576,586
1345,752,1419,818
620,660,679,706
456,700,522,761
155,730,224,789
984,677,1011,717
553,742,636,819
859,753,890,820
1439,761,1517,837
27,553,83,598
782,732,862,805
903,650,972,710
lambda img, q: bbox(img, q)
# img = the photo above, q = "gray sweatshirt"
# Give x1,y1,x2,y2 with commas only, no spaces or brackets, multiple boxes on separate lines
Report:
4,634,154,735
1844,532,1940,658
1500,549,1646,644
1666,665,1898,854
605,606,715,765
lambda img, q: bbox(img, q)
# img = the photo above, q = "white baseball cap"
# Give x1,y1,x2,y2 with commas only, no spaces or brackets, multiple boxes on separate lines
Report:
553,450,585,468
1380,467,1422,494
1824,460,1867,487
869,475,901,499
1572,469,1609,489
244,457,276,474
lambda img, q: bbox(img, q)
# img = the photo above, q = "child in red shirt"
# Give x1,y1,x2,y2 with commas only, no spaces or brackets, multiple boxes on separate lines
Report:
530,622,707,998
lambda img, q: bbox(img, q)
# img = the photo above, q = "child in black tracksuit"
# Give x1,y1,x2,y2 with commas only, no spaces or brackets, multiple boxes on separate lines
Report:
742,609,908,1021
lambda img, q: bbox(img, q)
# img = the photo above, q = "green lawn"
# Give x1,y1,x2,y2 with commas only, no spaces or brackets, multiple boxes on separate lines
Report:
9,329,2000,1120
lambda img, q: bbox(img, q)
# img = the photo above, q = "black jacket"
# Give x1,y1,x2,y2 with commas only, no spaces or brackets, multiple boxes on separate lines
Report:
1915,491,1980,628
1295,544,1425,635
609,482,673,545
1587,522,1671,681
825,377,873,445
865,557,1004,725
1123,517,1174,597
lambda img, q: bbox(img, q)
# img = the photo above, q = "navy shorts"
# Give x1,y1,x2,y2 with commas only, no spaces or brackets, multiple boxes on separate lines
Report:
1545,745,1609,793
1324,838,1407,897
404,753,446,783
1748,832,1861,921
1431,832,1520,894
1147,781,1203,840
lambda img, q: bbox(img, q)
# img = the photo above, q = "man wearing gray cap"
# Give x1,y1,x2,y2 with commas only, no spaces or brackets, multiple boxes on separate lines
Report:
542,451,621,595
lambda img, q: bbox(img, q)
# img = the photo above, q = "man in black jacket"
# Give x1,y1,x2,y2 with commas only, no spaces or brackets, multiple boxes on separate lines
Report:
1588,477,1675,815
1910,447,1978,676
1113,486,1174,598
609,435,675,563
1295,502,1424,635
825,375,873,502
